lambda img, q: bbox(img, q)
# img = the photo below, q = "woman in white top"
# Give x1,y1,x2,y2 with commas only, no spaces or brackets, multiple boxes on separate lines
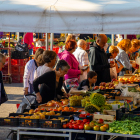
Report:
23,48,44,95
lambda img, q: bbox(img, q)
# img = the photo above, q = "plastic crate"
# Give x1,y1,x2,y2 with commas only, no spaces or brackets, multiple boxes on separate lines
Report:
61,112,80,116
19,118,39,127
2,66,8,74
49,115,74,121
0,118,19,126
116,108,140,121
11,74,20,83
39,119,62,129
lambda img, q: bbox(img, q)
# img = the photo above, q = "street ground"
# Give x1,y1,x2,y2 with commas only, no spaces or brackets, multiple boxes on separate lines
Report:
0,83,23,140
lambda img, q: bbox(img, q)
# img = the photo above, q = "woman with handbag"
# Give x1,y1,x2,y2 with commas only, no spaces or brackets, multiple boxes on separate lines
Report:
0,53,8,105
58,40,83,93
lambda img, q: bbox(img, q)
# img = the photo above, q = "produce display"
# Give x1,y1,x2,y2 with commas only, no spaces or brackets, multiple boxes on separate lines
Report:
99,82,116,90
69,95,83,106
108,119,140,135
119,76,140,84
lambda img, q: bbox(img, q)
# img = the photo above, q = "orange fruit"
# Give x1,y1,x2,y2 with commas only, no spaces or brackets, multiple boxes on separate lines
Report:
64,107,69,112
58,107,63,111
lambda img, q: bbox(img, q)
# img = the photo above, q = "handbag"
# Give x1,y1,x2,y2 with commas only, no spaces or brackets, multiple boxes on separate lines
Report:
65,78,79,89
15,43,28,52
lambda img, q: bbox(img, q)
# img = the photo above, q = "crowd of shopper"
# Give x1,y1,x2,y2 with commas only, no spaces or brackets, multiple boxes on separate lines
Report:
23,34,140,104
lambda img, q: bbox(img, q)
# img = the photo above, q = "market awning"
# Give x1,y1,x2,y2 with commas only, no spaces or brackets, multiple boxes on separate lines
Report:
0,0,140,34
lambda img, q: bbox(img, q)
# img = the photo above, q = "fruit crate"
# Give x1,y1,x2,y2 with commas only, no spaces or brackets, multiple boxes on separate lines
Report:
9,113,31,117
39,119,62,129
93,114,115,124
19,118,39,128
78,115,93,121
97,89,122,99
61,111,80,116
0,118,19,126
49,115,74,121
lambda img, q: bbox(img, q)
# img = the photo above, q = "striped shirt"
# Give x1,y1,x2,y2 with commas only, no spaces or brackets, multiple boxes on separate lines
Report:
116,47,132,70
73,47,89,68
23,59,37,92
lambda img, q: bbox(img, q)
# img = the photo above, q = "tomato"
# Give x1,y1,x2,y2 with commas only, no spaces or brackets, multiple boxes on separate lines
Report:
93,125,100,131
76,120,82,124
79,114,86,118
85,122,90,124
66,123,69,128
63,124,67,129
69,122,72,126
72,121,76,124
83,119,88,123
100,126,106,132
86,113,90,116
80,122,85,126
98,119,104,124
79,125,84,130
73,124,79,129
69,124,73,129
70,120,74,123
84,124,91,130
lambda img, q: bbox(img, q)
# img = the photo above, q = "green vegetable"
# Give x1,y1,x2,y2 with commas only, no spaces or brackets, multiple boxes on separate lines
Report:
90,93,105,107
108,119,140,135
85,104,99,113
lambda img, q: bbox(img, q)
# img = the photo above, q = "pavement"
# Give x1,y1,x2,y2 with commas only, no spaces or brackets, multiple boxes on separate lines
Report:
0,83,23,140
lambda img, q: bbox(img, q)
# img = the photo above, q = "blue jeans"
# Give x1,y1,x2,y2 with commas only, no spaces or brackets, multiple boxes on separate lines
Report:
29,48,33,56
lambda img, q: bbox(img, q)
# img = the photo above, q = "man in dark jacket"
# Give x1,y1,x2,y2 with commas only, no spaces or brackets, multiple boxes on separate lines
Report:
88,34,115,85
0,53,7,104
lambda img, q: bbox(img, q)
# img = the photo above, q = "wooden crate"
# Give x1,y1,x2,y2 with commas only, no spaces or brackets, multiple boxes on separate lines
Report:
93,114,115,123
115,96,133,101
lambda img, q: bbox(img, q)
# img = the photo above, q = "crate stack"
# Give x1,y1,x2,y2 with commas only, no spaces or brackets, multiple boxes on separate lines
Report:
11,59,29,83
2,58,29,83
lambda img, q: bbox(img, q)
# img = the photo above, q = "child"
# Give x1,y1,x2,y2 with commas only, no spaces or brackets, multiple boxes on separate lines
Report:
78,71,97,91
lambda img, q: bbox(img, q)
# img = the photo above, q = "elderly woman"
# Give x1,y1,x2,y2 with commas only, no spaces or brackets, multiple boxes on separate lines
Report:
33,60,70,104
116,39,136,76
23,48,44,95
58,40,83,93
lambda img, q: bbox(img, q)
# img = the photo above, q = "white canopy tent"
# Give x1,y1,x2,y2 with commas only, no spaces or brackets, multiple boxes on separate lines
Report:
0,0,140,34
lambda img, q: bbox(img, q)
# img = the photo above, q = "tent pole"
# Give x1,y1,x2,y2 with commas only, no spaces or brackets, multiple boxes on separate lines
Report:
124,34,127,39
16,32,19,42
45,33,49,50
111,34,114,45
50,33,54,50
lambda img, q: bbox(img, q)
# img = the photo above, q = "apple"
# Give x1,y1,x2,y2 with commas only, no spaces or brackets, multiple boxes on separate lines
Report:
84,124,91,130
93,125,100,131
98,119,104,124
100,126,106,132
94,86,99,90
105,83,109,87
89,122,95,128
103,124,109,130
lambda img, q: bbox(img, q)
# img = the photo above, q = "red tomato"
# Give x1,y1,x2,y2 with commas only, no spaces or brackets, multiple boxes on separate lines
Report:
76,120,82,124
83,119,88,123
79,125,84,130
80,122,85,126
73,124,79,129
86,113,90,116
63,124,67,129
79,114,86,118
98,119,104,124
69,124,73,129
72,121,76,124
70,120,74,123
69,122,72,126
66,123,69,128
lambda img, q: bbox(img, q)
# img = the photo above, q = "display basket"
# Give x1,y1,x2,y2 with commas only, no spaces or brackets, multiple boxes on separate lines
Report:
49,115,74,121
0,118,19,126
9,113,30,117
19,118,39,128
61,111,80,116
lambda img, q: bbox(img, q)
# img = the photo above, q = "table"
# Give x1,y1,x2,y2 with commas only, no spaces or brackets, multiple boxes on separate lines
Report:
8,127,84,140
85,130,140,140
